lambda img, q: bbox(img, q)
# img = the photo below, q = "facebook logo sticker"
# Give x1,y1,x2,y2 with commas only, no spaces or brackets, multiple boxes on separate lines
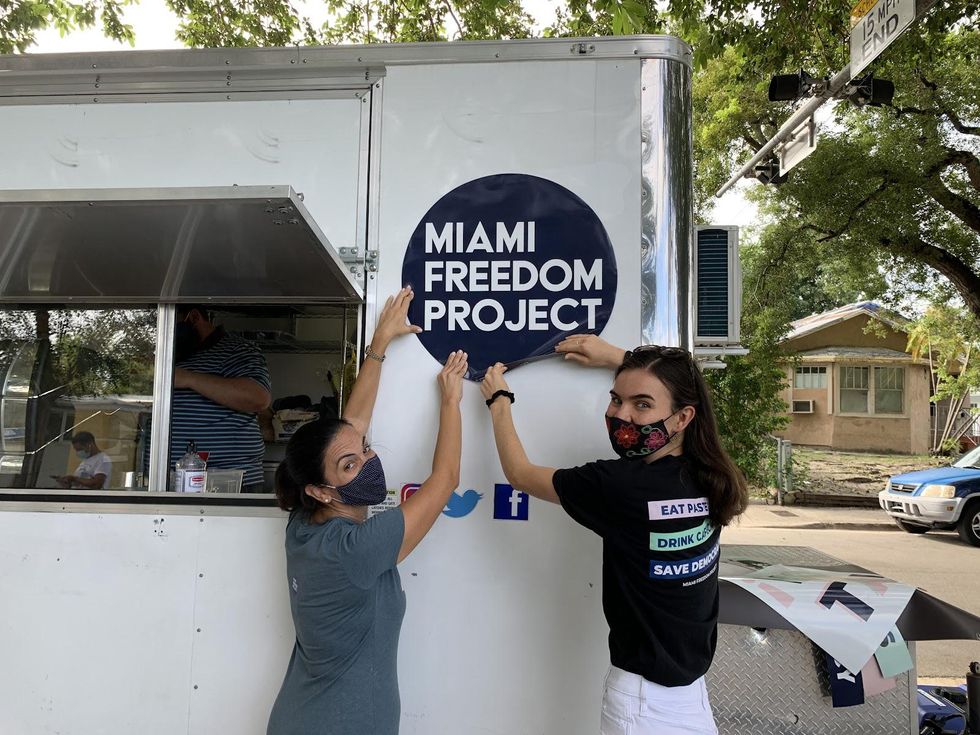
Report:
493,483,529,521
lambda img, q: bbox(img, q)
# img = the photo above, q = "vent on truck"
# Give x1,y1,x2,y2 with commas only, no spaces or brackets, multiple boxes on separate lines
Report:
694,225,741,347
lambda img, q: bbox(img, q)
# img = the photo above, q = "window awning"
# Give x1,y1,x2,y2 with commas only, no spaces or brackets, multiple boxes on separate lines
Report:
0,186,363,304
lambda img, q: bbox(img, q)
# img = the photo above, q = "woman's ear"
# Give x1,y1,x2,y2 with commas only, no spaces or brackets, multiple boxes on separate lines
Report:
676,406,696,433
304,484,334,505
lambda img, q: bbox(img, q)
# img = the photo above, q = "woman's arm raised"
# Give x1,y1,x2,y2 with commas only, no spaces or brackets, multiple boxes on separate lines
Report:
479,363,558,504
397,350,467,563
342,287,421,437
554,334,626,369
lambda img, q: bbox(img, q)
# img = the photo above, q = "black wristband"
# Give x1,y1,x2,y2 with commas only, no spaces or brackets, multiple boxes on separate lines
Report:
485,390,515,408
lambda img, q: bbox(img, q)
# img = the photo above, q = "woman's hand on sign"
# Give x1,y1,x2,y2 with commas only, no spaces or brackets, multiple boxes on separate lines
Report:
479,363,511,403
372,286,422,353
438,351,468,405
555,334,626,370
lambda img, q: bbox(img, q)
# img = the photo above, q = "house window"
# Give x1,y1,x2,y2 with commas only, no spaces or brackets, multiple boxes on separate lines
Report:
840,366,870,413
875,367,904,414
794,366,827,389
838,365,906,415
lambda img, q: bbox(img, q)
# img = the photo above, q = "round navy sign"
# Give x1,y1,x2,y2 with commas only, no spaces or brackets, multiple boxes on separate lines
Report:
402,174,617,379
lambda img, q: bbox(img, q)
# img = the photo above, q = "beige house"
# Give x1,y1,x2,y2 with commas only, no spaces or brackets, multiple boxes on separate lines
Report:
776,302,932,455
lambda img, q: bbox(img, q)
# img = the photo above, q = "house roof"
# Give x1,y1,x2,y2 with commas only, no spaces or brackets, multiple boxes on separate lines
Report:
795,346,927,363
784,301,909,342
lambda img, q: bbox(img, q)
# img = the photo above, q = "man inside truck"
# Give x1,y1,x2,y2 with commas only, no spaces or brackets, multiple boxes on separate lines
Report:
171,305,272,492
54,431,112,490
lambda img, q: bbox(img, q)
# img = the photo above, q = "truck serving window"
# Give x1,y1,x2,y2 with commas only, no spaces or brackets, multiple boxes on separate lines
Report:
168,304,357,495
0,307,156,491
0,186,363,503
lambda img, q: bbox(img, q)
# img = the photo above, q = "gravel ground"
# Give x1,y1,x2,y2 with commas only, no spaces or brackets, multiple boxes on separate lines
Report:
794,448,949,497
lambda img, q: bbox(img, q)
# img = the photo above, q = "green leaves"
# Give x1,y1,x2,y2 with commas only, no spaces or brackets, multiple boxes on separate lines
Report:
1,0,134,52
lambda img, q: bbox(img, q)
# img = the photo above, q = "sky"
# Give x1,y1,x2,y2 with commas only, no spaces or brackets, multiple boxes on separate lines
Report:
29,0,759,227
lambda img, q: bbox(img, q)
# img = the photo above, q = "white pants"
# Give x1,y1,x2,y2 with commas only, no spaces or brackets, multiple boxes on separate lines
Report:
600,666,719,735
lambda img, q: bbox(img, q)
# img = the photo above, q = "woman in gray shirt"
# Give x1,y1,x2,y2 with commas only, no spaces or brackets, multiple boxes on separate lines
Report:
267,287,467,735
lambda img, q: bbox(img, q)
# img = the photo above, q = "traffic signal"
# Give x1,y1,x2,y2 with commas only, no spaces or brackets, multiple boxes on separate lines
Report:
844,73,894,107
768,69,817,102
754,158,787,185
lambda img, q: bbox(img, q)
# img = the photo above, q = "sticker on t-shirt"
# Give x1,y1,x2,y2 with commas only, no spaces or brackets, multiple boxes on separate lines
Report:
649,518,714,551
647,497,709,521
649,542,719,580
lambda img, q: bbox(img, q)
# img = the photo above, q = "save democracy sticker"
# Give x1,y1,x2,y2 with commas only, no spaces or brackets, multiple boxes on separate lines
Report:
402,174,618,379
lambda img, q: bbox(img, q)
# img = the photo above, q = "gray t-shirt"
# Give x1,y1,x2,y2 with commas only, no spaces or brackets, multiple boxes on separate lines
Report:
268,508,406,735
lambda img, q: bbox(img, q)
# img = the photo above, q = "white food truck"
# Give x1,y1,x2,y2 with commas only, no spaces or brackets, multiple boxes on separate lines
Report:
1,36,976,735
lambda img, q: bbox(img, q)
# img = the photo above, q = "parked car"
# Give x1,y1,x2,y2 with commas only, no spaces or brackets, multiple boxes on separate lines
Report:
878,445,980,546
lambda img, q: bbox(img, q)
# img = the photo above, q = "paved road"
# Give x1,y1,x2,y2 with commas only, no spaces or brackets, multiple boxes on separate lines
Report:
724,516,980,679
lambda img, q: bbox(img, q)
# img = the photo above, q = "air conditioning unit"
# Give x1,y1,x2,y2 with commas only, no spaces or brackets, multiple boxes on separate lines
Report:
694,225,741,347
792,399,815,414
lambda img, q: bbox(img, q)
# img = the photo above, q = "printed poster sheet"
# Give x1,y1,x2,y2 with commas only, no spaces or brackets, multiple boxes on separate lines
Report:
722,560,915,675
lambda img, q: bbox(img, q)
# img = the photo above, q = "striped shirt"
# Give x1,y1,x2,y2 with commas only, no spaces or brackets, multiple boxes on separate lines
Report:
170,329,271,487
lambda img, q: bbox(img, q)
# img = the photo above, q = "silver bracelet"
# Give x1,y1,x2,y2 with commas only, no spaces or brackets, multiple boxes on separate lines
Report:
365,346,386,363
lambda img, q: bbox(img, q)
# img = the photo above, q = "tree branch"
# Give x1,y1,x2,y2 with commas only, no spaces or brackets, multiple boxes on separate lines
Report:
924,175,980,234
742,132,763,150
941,147,980,191
882,235,980,321
920,148,980,233
919,72,980,136
443,0,463,38
803,178,894,243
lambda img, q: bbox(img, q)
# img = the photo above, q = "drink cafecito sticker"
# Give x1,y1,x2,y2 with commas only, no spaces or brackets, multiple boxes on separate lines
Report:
402,174,617,379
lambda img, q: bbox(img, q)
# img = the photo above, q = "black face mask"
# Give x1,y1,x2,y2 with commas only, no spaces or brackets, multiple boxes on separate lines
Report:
605,411,681,460
174,322,199,363
322,455,388,506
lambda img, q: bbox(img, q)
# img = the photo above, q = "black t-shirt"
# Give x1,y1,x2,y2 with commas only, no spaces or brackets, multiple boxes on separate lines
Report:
553,455,720,687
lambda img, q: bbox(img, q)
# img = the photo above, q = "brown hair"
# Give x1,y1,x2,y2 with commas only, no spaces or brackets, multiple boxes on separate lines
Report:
617,346,748,526
274,418,348,513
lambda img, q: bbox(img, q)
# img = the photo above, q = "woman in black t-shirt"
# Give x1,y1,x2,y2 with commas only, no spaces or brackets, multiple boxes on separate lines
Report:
480,336,747,735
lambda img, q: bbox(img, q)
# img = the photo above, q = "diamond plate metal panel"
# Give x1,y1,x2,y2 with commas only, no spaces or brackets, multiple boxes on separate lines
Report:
723,545,857,569
709,625,914,735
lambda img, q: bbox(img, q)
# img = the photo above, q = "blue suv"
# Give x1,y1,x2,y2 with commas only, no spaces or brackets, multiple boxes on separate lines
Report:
879,445,980,546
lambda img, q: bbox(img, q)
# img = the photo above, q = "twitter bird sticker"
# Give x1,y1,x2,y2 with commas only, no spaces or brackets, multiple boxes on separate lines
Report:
442,489,483,518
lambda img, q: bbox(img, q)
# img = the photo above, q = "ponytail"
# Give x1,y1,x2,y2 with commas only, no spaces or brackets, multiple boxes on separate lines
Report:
275,419,348,513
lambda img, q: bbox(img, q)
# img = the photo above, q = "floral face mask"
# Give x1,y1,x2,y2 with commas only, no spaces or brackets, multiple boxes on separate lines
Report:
605,411,681,459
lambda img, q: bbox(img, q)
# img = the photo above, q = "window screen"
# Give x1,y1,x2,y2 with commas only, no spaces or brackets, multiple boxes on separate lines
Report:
840,366,869,414
874,367,904,414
